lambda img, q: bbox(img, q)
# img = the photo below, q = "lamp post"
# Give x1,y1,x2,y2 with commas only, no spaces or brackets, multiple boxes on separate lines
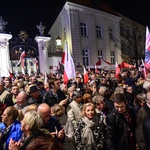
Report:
56,36,62,51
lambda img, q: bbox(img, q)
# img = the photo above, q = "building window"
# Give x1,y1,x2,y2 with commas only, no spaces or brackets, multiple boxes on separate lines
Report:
80,22,88,36
64,28,66,39
82,49,89,66
110,51,115,64
109,28,113,39
96,26,102,38
98,50,102,59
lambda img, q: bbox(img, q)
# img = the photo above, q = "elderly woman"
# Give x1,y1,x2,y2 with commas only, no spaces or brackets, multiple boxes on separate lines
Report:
9,111,64,150
74,102,105,150
0,106,22,150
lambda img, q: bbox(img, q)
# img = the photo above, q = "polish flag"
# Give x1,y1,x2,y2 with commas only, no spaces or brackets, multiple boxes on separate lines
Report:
21,58,25,68
44,72,48,85
83,66,89,84
63,42,76,84
16,51,26,66
95,64,98,73
141,59,147,79
61,52,65,65
34,59,38,69
7,68,14,79
57,61,61,70
115,61,120,79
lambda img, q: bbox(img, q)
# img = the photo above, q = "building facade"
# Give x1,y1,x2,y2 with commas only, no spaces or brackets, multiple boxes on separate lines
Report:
48,1,145,71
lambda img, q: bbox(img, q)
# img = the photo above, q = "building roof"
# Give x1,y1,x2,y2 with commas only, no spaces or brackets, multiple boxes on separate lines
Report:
67,0,118,16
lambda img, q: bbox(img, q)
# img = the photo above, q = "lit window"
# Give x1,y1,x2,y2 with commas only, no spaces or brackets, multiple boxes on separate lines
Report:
80,22,88,36
109,28,113,39
96,26,102,38
110,51,115,64
82,49,89,66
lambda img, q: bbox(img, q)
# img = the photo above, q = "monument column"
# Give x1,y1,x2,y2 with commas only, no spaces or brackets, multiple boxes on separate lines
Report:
0,16,12,78
35,22,51,74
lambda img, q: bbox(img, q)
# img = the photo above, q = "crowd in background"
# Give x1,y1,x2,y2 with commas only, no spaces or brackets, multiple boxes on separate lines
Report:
0,67,150,150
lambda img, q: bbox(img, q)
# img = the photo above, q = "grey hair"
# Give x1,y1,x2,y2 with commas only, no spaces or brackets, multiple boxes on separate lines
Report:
143,80,150,91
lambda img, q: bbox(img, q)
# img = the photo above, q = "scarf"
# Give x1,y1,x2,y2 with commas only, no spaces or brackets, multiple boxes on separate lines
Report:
81,117,97,149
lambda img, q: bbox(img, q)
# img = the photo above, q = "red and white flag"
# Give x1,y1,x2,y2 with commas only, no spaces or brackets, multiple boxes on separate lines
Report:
95,64,98,73
44,72,48,85
115,61,120,79
83,66,89,84
63,42,76,84
141,59,147,79
7,68,14,79
145,26,150,64
34,59,38,69
16,51,26,66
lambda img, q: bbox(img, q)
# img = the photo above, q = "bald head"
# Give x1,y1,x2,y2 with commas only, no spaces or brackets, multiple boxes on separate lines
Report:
38,103,50,112
37,103,51,124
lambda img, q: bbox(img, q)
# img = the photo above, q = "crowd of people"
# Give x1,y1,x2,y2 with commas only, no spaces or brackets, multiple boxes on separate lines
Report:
0,68,149,150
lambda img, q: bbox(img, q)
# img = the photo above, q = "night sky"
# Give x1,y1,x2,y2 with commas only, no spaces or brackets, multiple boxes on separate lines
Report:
0,0,149,39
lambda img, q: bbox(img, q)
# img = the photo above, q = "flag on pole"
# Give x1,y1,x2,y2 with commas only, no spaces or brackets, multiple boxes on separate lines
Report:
145,26,150,64
63,42,76,84
141,59,147,79
83,66,89,84
33,58,38,69
61,52,65,65
115,61,120,79
7,68,14,79
44,72,48,85
95,64,98,73
16,51,26,66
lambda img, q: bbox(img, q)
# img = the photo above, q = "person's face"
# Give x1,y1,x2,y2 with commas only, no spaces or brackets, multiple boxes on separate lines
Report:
11,86,19,95
96,101,105,111
85,105,95,120
76,97,82,104
21,118,26,131
114,102,126,114
30,91,39,99
127,87,133,94
16,93,26,106
53,80,61,90
1,109,10,124
21,117,29,132
40,109,51,124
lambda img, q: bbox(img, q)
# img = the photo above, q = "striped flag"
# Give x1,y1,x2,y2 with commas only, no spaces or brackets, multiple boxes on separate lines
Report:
16,51,26,66
63,42,76,84
83,66,89,84
145,26,150,64
115,61,120,79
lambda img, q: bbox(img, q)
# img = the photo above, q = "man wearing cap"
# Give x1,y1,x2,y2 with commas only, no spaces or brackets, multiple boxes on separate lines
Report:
27,85,43,105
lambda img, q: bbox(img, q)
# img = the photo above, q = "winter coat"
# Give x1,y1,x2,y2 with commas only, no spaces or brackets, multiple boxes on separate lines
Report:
106,107,136,150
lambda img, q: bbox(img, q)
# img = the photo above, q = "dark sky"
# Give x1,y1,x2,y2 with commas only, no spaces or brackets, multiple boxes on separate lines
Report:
0,0,149,38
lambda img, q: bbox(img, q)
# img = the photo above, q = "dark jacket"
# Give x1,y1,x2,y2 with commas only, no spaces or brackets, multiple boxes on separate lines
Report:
143,115,150,150
106,107,136,150
19,129,64,150
43,89,66,107
41,116,64,143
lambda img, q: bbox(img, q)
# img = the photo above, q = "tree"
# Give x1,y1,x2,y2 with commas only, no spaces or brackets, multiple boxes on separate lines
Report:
114,21,145,68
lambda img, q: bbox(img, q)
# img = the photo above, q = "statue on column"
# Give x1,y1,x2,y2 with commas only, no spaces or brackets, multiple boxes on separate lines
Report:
0,16,7,33
36,22,45,36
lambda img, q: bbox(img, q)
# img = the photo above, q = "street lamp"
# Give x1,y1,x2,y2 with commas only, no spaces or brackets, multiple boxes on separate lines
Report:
56,36,62,51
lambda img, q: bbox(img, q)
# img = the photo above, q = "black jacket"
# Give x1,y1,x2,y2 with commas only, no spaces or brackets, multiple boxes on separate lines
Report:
106,107,136,150
43,89,66,107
